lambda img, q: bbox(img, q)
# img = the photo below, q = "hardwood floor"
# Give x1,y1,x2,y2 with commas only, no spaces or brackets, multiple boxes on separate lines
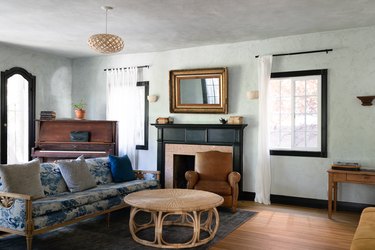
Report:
211,201,360,250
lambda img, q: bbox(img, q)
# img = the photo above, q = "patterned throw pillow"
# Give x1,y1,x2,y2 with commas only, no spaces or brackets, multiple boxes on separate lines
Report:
85,157,113,184
0,159,45,199
40,163,69,195
57,156,97,192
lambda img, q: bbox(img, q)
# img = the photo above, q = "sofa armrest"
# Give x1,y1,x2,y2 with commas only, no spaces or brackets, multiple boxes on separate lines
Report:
133,170,160,181
185,171,199,189
0,191,33,233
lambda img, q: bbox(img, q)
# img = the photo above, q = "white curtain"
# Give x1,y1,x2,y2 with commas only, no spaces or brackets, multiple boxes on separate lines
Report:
106,67,143,169
254,55,273,205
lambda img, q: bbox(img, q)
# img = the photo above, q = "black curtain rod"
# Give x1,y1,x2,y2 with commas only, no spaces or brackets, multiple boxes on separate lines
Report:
104,65,149,71
255,49,333,58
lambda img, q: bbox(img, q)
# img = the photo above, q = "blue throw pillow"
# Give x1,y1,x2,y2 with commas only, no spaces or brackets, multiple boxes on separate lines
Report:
108,155,136,182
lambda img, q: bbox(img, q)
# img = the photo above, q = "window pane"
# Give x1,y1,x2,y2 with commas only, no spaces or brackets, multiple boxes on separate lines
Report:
280,132,292,148
280,80,291,97
270,114,280,132
270,80,280,97
295,114,306,131
306,79,318,95
294,131,306,147
295,97,306,114
306,132,318,147
306,96,318,114
280,99,291,113
271,99,281,112
295,80,305,96
280,114,291,131
270,132,280,148
306,114,318,131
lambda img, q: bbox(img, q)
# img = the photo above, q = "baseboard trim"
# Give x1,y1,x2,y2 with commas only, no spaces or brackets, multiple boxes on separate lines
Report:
239,191,372,213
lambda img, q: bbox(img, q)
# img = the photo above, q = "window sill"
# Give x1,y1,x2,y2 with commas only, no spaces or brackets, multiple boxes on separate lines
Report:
270,150,327,158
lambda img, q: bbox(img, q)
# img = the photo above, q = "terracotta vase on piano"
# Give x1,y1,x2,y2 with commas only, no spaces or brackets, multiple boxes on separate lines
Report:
74,109,86,120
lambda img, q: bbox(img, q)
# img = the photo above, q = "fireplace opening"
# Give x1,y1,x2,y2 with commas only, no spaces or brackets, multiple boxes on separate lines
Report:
173,154,195,188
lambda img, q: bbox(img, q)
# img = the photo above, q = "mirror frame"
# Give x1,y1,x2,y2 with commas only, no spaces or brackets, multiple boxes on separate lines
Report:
169,68,228,113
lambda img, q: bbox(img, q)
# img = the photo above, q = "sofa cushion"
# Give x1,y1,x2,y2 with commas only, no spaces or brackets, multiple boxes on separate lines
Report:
32,186,119,217
33,196,123,230
86,157,113,184
57,156,97,192
32,179,159,218
102,179,160,196
0,159,45,199
40,163,69,196
194,180,232,196
109,155,136,182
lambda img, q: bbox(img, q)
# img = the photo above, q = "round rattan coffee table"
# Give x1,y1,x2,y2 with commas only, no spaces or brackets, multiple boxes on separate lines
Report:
124,188,224,248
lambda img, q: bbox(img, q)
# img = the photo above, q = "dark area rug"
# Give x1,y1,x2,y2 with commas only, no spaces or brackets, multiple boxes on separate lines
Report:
0,207,256,250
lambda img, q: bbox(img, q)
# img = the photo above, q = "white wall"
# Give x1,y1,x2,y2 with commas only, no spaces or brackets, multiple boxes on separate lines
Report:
72,26,375,205
0,43,72,118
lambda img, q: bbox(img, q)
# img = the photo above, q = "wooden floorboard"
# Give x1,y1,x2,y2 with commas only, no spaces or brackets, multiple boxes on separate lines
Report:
211,201,360,250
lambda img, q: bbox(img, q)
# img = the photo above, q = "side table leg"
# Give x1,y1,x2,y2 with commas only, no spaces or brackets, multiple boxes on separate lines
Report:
333,182,337,212
328,173,333,219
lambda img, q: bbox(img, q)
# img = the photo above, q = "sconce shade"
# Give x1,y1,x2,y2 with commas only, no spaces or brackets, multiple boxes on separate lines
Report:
246,90,259,100
147,95,159,103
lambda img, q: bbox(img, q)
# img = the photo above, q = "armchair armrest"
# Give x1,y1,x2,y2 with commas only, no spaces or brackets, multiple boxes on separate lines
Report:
185,171,199,189
228,171,241,188
133,170,160,181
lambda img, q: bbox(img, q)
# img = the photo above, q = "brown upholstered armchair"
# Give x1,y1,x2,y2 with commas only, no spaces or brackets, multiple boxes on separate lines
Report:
185,151,241,212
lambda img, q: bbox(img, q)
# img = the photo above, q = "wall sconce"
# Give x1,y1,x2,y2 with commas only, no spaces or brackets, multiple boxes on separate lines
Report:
357,96,375,106
147,95,159,103
246,90,259,100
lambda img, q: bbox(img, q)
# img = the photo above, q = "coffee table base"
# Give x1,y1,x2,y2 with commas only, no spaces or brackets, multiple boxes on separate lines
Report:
129,207,220,248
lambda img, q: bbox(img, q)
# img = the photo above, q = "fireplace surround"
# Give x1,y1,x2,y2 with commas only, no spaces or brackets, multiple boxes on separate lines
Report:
152,123,247,193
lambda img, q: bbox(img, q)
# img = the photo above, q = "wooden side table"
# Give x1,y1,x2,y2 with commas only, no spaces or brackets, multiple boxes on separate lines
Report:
327,169,375,218
124,189,223,248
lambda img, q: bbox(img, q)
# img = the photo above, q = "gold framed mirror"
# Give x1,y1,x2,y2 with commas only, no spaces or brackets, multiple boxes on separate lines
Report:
169,68,228,113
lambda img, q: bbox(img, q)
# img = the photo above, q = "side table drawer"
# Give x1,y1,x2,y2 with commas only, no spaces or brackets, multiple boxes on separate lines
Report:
347,174,375,184
333,173,347,181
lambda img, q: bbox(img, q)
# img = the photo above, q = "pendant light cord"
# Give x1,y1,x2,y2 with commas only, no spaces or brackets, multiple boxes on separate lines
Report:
105,9,108,34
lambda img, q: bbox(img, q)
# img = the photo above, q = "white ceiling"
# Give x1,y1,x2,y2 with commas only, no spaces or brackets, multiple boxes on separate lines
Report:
2,0,375,58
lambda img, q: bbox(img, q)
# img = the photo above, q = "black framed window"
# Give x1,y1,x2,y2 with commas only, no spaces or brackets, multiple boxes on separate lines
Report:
135,81,149,150
269,69,327,157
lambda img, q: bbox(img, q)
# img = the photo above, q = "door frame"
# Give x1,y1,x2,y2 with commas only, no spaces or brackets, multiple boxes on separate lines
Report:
1,67,36,164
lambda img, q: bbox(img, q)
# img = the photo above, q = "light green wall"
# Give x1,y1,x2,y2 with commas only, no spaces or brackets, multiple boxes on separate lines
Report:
72,26,375,204
0,43,72,118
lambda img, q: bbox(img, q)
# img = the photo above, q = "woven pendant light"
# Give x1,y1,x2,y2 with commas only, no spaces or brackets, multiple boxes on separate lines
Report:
88,6,124,54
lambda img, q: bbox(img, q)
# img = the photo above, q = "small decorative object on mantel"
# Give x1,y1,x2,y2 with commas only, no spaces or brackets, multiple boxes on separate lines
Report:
219,118,228,124
331,161,361,171
72,100,87,120
156,117,173,124
40,111,56,120
228,116,243,124
357,96,375,106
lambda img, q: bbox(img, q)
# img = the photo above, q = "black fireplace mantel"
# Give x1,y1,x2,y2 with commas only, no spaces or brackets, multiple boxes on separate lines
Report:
151,123,247,193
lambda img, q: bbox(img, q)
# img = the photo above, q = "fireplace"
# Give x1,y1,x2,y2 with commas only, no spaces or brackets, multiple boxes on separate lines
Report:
173,154,194,188
152,123,247,192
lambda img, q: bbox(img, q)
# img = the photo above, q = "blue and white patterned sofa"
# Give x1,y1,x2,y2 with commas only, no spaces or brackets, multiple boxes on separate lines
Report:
0,157,160,250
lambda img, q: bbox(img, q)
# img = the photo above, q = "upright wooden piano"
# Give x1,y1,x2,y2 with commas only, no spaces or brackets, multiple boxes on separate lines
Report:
32,120,118,162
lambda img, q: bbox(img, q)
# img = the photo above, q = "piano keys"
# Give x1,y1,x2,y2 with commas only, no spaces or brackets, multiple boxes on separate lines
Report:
32,120,118,162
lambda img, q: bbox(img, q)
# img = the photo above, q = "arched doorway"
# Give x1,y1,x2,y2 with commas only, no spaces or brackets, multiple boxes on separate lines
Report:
1,67,35,164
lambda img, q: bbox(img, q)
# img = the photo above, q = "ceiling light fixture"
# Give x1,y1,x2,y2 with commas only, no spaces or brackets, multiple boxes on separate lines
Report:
88,6,124,54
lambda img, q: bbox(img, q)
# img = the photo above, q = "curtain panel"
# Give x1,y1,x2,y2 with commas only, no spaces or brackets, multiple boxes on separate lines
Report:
106,67,143,169
254,55,273,205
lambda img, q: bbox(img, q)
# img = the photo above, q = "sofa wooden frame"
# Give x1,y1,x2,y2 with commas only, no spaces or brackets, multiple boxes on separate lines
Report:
0,170,160,250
